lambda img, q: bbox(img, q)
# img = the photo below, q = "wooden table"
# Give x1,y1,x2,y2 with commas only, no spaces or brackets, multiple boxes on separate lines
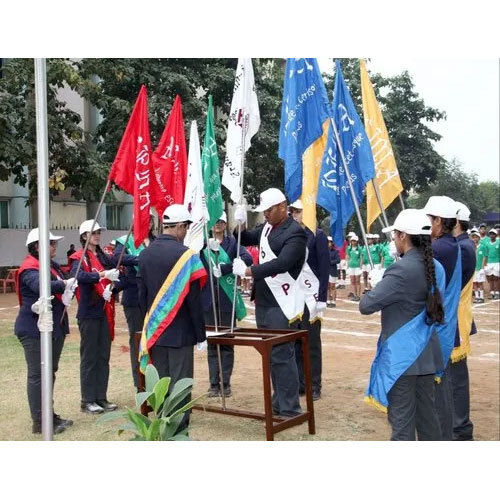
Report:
193,326,315,441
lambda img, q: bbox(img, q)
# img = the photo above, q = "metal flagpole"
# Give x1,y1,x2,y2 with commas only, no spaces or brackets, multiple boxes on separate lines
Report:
398,193,405,210
203,222,226,409
370,179,390,228
34,58,53,440
330,117,374,268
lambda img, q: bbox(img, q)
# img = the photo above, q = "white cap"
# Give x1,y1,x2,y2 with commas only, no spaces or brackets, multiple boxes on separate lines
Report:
455,201,470,222
347,231,356,238
489,228,498,235
289,199,303,210
470,230,480,236
217,211,227,223
110,239,116,246
162,204,193,224
350,234,359,242
471,226,479,232
254,188,287,212
26,228,64,246
373,233,380,238
327,236,333,241
79,219,106,235
423,196,458,219
366,233,374,239
383,209,432,236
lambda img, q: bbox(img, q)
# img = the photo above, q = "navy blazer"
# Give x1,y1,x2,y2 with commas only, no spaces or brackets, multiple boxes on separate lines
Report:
359,248,444,376
137,235,206,347
112,241,141,308
329,248,340,278
305,227,330,302
200,235,253,313
237,216,307,308
14,262,69,339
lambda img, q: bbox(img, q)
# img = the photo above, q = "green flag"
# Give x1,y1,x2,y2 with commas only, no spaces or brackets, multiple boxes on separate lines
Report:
202,95,224,230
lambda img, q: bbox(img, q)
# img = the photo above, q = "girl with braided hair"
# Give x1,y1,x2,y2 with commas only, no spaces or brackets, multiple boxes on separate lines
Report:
360,209,446,440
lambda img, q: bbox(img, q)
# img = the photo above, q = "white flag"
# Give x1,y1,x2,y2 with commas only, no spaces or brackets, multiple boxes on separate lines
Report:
222,58,260,203
184,121,207,252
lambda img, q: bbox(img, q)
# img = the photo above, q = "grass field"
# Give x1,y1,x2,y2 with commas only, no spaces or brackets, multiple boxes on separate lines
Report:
0,289,498,441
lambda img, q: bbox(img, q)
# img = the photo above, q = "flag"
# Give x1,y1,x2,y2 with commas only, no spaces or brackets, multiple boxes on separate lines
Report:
184,121,206,252
222,58,260,203
317,60,376,247
108,85,153,247
152,95,188,216
279,58,331,204
202,95,224,230
360,59,404,230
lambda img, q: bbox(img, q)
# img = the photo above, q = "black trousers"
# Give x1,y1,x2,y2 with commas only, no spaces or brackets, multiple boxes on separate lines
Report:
434,363,454,440
255,305,301,417
450,358,474,440
387,374,442,441
204,310,234,388
123,306,145,388
151,344,194,431
18,334,65,423
294,307,322,393
78,317,111,403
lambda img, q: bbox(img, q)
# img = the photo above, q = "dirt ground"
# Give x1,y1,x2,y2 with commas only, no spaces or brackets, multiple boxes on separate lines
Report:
0,286,498,441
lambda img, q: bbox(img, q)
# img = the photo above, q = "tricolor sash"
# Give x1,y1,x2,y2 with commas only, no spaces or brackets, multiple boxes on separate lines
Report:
202,246,246,321
69,249,116,340
435,245,462,377
364,259,446,412
451,275,474,363
139,249,207,372
259,223,306,322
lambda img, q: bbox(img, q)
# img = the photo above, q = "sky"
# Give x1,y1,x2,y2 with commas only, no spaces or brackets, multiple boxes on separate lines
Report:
319,58,499,183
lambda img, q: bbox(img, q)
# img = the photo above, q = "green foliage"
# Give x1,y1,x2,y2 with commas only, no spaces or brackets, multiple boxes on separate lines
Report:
98,364,204,441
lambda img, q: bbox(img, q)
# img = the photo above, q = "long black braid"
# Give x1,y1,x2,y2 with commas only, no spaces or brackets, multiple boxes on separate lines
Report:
409,234,444,325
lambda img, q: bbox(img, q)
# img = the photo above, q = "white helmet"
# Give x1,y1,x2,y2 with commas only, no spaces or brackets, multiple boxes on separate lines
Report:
79,219,106,235
162,204,193,224
26,228,64,246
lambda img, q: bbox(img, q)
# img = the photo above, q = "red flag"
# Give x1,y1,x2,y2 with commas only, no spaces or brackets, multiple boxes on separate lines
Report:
151,95,188,215
108,85,153,247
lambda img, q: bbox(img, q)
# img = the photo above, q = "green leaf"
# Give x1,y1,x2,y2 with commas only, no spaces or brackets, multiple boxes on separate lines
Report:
161,378,194,416
152,377,171,413
96,410,127,424
135,391,153,408
168,393,205,420
146,419,162,441
167,433,192,441
161,414,184,440
126,408,150,438
145,364,159,392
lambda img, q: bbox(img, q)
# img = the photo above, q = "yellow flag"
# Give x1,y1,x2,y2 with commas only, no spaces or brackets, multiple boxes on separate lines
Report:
300,120,330,233
360,59,403,230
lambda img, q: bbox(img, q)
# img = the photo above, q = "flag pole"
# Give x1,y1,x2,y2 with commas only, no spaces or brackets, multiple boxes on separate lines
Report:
203,222,226,409
34,58,53,440
398,193,405,210
370,180,390,228
330,117,374,268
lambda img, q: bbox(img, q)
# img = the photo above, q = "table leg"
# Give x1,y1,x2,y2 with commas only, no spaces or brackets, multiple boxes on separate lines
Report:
302,334,316,435
261,346,274,441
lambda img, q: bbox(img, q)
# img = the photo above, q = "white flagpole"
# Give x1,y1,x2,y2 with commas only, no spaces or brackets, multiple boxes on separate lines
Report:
34,58,53,440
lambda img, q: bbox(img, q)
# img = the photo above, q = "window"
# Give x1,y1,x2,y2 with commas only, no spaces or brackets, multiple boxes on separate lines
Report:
0,200,9,228
106,205,122,230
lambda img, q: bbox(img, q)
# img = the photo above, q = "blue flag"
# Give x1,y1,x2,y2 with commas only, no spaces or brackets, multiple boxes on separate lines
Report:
279,58,331,203
317,60,375,247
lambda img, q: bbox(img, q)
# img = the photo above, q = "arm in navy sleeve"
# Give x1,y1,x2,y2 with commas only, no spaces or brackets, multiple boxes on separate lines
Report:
251,233,307,280
359,267,405,315
185,279,206,343
70,259,100,284
21,269,66,296
315,231,330,302
220,241,253,275
137,259,148,316
235,224,264,247
112,242,139,268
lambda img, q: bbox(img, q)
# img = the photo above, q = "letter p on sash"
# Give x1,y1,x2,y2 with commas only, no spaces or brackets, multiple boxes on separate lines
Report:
282,283,290,295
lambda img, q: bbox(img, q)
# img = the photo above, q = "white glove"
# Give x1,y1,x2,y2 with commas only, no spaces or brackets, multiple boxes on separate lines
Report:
388,241,398,259
212,264,222,279
61,278,78,306
234,205,247,225
31,298,42,315
103,268,120,282
102,284,112,302
232,257,248,277
208,238,220,252
197,340,207,352
368,268,385,289
316,301,327,313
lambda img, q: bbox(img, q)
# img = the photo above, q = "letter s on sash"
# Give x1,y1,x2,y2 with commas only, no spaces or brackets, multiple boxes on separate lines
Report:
304,279,312,289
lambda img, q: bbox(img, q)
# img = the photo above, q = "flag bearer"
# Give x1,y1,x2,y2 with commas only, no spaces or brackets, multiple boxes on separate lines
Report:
231,188,306,417
200,211,252,398
289,199,330,401
360,209,446,440
15,228,76,434
137,205,207,432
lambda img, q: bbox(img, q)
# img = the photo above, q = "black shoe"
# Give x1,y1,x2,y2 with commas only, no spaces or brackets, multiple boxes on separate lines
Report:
353,295,361,302
81,402,104,415
32,420,66,434
223,386,232,397
312,389,321,401
348,292,354,298
96,400,118,412
54,414,73,429
208,386,221,397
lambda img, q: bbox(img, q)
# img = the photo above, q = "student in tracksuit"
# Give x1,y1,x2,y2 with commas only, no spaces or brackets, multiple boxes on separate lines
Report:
231,188,306,417
200,211,252,397
70,219,123,415
424,196,461,440
289,199,330,401
14,228,76,434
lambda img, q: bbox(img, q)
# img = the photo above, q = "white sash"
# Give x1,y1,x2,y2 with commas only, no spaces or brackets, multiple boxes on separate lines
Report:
260,223,313,321
300,256,321,321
